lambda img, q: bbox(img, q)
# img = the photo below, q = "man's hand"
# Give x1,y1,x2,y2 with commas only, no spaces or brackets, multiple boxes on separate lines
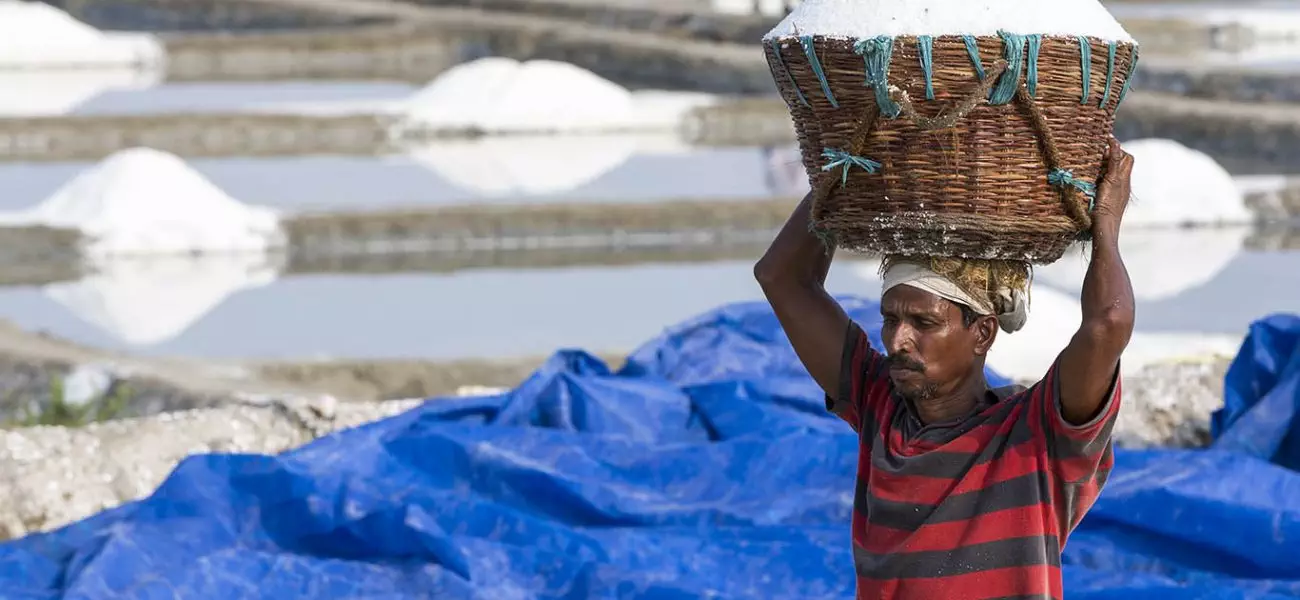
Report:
1091,137,1135,242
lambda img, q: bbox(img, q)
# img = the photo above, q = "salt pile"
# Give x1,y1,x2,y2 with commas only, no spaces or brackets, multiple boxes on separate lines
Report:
404,57,715,134
407,57,633,133
14,148,285,259
1123,138,1254,228
711,0,793,18
763,0,1134,41
0,1,163,69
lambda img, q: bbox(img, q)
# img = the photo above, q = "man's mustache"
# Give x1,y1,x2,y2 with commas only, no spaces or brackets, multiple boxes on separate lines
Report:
887,354,925,372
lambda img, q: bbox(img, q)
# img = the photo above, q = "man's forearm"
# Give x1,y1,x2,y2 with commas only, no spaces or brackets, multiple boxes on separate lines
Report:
754,193,834,289
1079,231,1135,347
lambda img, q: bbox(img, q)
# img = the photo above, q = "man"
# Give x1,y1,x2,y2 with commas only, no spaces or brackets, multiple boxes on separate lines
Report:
754,137,1135,599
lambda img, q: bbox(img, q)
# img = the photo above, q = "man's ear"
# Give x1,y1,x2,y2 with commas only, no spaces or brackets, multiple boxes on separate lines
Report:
973,315,998,356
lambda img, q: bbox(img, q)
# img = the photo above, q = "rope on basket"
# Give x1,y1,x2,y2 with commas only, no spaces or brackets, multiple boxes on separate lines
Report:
809,104,884,243
1100,41,1118,109
887,59,1010,131
821,149,881,186
962,35,987,81
769,39,810,108
1077,36,1092,104
1117,45,1141,108
1015,86,1094,231
808,55,1019,241
800,35,838,107
854,36,901,118
1026,34,1042,97
1047,169,1098,210
989,31,1028,105
918,35,936,100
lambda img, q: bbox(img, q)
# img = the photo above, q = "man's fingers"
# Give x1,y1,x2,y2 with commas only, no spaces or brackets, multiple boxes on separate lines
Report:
1117,149,1136,178
1103,138,1133,181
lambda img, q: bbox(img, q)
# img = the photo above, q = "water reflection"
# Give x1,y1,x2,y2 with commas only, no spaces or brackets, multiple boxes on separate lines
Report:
43,253,283,346
0,228,1292,379
0,140,790,214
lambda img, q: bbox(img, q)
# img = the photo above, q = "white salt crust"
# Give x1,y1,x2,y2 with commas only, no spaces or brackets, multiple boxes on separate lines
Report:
0,0,163,68
403,57,716,134
763,0,1135,42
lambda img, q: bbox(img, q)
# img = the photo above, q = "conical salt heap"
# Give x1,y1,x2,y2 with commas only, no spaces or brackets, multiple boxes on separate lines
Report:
762,0,1138,264
23,147,283,259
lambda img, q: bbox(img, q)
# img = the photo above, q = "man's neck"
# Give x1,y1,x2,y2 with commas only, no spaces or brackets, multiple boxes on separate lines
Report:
914,376,989,425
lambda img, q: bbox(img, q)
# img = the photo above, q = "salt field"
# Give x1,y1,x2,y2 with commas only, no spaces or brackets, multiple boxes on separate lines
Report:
0,233,1290,377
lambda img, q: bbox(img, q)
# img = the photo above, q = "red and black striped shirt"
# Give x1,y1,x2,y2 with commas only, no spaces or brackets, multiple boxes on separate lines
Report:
828,321,1121,600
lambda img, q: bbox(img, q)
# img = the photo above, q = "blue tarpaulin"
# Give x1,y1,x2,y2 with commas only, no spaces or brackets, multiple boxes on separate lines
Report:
1212,314,1300,472
2,298,1299,599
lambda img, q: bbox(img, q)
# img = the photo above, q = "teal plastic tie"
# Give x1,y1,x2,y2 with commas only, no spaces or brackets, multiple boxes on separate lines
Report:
822,148,881,186
1026,34,1042,97
963,35,986,80
989,31,1026,105
800,35,838,108
1078,36,1092,104
1100,41,1117,109
1117,45,1141,107
1048,169,1097,210
770,39,810,107
918,35,935,100
853,36,901,118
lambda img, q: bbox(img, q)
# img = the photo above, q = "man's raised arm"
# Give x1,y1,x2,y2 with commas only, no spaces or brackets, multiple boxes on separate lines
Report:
754,193,851,399
1057,138,1137,425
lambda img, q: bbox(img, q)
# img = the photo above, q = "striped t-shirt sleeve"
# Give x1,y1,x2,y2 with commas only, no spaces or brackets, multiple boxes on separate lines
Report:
825,320,888,433
1034,359,1123,536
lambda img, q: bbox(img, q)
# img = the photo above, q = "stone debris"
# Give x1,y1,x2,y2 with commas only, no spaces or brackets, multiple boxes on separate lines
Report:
0,393,425,541
1015,356,1230,450
1111,357,1231,450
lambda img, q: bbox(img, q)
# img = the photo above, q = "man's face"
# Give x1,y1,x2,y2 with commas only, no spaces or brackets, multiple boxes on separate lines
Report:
880,285,988,403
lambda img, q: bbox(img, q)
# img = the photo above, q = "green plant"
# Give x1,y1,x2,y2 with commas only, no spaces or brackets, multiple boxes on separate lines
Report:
8,374,134,428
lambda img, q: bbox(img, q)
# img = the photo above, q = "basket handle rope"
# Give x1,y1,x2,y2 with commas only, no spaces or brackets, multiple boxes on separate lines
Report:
811,59,1010,234
809,105,883,242
1013,85,1094,231
885,59,1010,131
811,56,1093,238
895,54,1094,230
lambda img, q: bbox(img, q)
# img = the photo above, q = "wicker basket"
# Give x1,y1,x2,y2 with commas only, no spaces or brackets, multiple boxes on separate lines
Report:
764,33,1138,263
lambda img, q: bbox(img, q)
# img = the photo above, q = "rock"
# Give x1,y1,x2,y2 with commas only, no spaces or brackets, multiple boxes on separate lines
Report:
1111,358,1230,449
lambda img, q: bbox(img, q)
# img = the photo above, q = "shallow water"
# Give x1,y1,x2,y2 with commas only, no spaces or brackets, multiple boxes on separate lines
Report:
0,227,1292,381
0,141,807,213
0,77,415,118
